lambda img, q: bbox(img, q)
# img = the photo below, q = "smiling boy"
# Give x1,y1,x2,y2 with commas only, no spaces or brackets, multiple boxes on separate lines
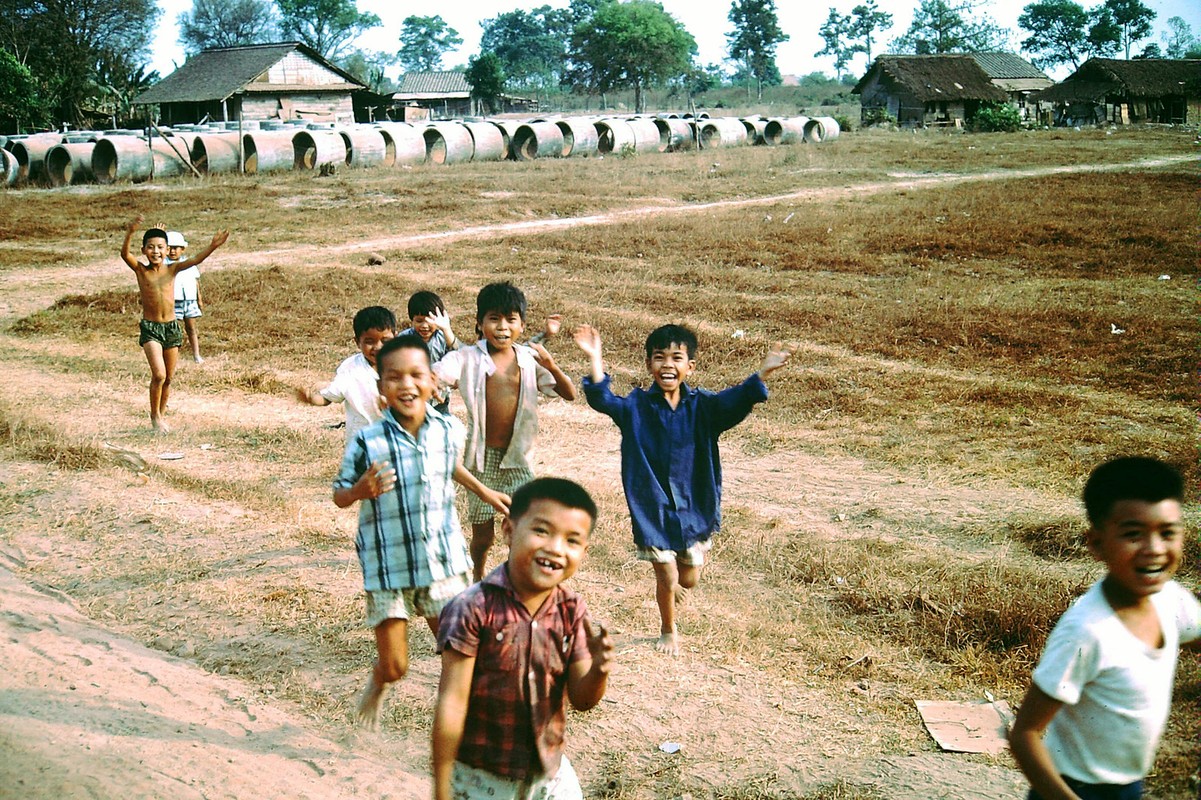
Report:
432,477,614,800
1010,457,1201,800
121,216,229,432
433,282,576,582
575,323,796,656
332,334,509,726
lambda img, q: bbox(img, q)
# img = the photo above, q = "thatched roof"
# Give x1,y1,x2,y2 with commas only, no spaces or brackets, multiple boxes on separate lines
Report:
134,42,364,105
853,56,1009,102
1038,58,1201,102
394,71,471,100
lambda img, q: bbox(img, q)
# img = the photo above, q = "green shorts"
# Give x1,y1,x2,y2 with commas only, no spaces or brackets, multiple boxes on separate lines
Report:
467,447,533,524
139,319,184,349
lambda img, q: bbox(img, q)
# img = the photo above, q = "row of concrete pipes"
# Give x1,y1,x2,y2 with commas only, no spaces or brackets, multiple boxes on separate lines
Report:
0,114,841,188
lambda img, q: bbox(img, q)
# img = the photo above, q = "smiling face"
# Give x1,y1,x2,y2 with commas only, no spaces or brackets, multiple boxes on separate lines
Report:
504,498,592,612
357,326,395,368
376,344,434,432
166,245,185,261
410,314,437,342
478,309,524,353
646,342,695,396
141,237,168,267
1088,498,1184,608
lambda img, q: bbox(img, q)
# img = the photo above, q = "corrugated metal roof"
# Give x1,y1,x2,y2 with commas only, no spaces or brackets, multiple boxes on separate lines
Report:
853,56,1008,102
134,42,365,105
969,52,1050,80
396,71,471,95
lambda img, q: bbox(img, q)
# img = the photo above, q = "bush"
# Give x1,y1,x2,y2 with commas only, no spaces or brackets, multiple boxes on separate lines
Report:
971,102,1021,133
860,106,895,127
832,114,852,133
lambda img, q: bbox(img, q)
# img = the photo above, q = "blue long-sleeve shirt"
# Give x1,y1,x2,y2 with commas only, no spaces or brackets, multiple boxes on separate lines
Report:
582,372,768,551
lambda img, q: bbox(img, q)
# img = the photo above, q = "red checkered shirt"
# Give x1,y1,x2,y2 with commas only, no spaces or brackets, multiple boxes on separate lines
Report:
436,564,591,781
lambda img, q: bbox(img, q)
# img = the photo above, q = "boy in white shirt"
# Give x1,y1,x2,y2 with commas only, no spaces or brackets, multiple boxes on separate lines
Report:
167,231,204,363
1010,456,1201,800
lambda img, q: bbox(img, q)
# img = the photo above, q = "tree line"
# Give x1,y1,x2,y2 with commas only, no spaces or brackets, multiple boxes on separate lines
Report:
2,0,1199,132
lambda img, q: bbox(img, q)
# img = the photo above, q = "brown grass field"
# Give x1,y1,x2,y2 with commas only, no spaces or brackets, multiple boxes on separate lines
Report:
0,126,1197,798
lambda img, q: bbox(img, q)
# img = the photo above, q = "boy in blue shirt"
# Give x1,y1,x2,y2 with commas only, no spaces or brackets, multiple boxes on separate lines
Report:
1010,456,1201,800
574,323,796,656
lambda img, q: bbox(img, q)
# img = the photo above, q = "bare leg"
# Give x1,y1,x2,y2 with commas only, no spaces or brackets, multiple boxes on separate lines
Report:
470,520,495,583
652,560,681,656
357,618,408,728
160,345,179,418
143,341,170,432
184,317,203,362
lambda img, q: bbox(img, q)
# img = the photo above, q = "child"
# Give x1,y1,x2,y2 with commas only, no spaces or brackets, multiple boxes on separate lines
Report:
398,291,460,414
574,323,796,656
432,477,614,800
296,306,397,442
333,334,509,726
121,216,228,432
167,231,204,364
1010,456,1201,800
433,282,576,582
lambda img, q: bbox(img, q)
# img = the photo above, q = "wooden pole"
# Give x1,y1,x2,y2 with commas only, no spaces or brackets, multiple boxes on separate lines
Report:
148,118,202,179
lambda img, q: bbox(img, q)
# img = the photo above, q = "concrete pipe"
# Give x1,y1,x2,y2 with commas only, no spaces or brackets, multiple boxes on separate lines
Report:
423,122,474,165
0,148,17,187
512,122,564,161
654,117,696,152
242,130,295,174
46,142,96,186
741,117,769,145
12,133,62,184
595,118,636,155
555,118,599,157
698,118,749,149
339,127,387,168
190,133,241,174
490,120,522,158
463,121,506,162
292,129,347,170
93,136,154,184
763,117,808,145
625,117,664,152
804,116,841,143
150,136,194,180
375,123,426,166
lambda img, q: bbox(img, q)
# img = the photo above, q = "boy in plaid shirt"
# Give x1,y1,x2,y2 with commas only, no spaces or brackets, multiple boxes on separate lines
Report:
432,478,614,800
333,334,508,726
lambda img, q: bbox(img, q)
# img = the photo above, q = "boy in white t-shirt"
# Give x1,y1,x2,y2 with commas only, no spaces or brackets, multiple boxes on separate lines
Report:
167,231,205,363
296,306,397,443
1010,456,1201,800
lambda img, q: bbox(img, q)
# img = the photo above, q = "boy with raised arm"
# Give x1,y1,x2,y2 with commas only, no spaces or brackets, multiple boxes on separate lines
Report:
1010,456,1201,800
575,323,796,656
121,216,228,432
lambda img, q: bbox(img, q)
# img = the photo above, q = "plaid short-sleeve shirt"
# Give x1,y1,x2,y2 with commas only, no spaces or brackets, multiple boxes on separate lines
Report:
333,407,472,591
437,565,591,781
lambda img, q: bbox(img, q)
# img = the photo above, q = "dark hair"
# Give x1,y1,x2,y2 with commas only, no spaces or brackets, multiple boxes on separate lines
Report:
476,281,527,323
1083,457,1184,527
375,333,430,373
509,477,598,530
407,290,445,319
142,228,168,247
352,306,397,339
645,324,698,359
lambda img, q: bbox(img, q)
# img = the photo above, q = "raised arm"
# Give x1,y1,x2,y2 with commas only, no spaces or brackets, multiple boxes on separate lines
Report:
120,215,143,270
429,308,459,350
567,616,613,711
432,649,475,800
573,324,605,384
530,342,576,401
171,229,229,273
1008,684,1081,800
759,342,798,384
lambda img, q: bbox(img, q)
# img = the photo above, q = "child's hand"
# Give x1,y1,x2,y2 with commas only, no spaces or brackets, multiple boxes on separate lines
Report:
486,490,510,517
573,324,602,358
294,386,312,404
355,461,396,500
126,215,144,232
209,230,230,249
429,307,454,338
544,314,562,338
530,341,555,367
583,616,614,673
761,342,798,379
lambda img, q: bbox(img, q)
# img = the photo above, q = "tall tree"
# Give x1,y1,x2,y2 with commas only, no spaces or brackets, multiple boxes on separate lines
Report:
276,0,380,61
894,0,1008,54
337,49,395,93
0,47,46,131
479,7,571,92
566,0,696,114
726,0,789,99
849,0,893,66
1018,0,1118,69
1102,0,1154,59
815,9,855,79
179,0,278,54
397,15,462,72
0,0,159,126
1162,16,1198,59
465,52,506,114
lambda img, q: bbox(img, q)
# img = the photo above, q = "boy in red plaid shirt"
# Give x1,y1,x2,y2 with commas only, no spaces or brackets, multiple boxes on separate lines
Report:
432,478,614,800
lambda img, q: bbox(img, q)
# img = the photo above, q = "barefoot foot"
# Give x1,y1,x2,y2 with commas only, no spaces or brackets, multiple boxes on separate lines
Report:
355,674,388,728
673,584,689,608
654,630,680,656
151,418,171,434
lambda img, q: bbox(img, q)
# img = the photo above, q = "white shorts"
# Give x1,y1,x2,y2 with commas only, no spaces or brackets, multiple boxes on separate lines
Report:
364,573,469,628
451,756,582,800
636,538,712,566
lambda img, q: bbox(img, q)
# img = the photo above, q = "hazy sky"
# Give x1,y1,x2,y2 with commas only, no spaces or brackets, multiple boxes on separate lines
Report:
149,0,1201,81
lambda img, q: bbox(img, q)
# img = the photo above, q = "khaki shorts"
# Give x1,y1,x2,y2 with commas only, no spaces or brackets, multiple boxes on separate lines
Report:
636,537,712,566
365,572,469,628
467,447,533,525
451,756,582,800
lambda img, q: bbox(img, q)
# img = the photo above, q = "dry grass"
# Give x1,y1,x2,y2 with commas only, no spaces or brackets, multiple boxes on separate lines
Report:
0,126,1197,797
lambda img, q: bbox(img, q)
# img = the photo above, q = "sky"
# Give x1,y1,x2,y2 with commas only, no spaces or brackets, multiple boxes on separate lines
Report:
148,0,1201,82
